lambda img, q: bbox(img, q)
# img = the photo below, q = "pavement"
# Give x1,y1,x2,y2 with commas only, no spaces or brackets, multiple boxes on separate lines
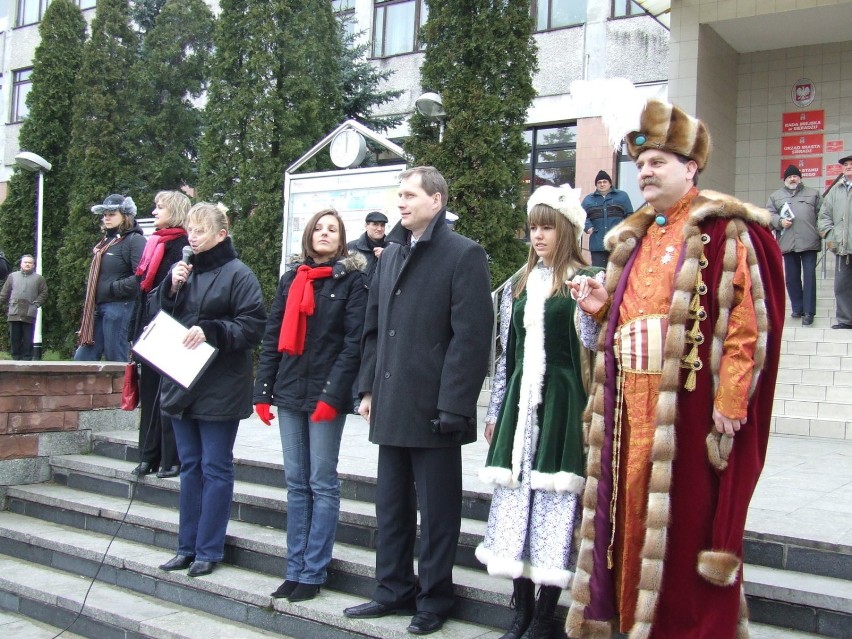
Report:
233,405,852,549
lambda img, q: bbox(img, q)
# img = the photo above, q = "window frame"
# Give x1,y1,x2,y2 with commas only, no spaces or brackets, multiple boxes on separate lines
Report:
531,0,587,33
15,0,47,27
611,0,644,19
371,0,427,59
10,67,33,124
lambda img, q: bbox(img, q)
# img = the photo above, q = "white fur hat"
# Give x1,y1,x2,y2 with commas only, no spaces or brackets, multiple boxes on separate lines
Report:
526,185,585,235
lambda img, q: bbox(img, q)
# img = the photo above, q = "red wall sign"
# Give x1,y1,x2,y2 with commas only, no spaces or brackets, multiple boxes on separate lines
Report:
780,157,822,179
826,140,845,153
826,163,842,178
782,134,824,156
782,110,824,133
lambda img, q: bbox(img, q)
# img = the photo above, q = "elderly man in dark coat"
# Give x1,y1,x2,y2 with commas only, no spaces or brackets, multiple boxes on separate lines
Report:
344,166,493,635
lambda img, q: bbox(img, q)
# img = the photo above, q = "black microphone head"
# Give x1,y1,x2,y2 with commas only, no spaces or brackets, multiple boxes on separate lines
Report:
182,246,194,263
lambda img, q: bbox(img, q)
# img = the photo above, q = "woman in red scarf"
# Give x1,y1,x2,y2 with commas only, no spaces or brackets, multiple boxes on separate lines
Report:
131,190,190,478
253,209,368,603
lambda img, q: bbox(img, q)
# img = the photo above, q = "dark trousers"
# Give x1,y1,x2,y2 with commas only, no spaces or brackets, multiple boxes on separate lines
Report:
836,254,852,325
138,360,179,470
783,250,818,316
8,321,35,360
372,444,462,617
589,251,609,268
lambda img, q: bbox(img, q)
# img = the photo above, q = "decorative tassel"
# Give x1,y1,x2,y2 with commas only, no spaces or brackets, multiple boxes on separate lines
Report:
685,369,697,391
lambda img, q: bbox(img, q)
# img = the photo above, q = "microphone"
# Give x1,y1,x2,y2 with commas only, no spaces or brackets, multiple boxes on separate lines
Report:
176,246,194,291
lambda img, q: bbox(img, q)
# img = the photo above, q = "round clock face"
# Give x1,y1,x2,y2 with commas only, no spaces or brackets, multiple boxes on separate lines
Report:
330,130,367,168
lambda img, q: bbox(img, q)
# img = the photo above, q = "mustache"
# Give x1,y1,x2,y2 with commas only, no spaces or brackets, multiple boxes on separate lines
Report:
640,177,661,188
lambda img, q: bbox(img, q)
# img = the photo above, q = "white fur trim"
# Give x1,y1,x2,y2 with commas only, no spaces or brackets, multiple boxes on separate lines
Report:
530,470,586,495
479,466,520,488
475,544,526,579
512,268,551,482
528,564,574,589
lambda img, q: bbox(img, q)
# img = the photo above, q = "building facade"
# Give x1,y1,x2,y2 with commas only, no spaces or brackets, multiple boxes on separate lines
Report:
0,0,668,207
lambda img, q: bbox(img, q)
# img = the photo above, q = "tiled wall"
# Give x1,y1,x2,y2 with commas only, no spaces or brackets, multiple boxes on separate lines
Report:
736,41,852,207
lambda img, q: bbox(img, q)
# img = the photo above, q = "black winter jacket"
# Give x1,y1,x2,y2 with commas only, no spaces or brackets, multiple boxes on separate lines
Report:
253,253,368,414
158,237,266,420
359,209,493,448
95,223,147,303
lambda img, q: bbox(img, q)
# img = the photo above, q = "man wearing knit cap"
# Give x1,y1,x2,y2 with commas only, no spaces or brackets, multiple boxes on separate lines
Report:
582,170,634,267
818,154,852,329
565,99,784,639
767,164,822,326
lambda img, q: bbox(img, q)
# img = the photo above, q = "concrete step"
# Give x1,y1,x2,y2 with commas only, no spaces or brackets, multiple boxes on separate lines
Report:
0,484,512,628
0,555,314,639
0,511,507,638
0,609,87,639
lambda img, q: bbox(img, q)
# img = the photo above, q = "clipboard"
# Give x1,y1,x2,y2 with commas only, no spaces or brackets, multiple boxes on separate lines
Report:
132,310,218,391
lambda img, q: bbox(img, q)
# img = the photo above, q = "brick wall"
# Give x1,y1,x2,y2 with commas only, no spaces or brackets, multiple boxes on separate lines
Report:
0,362,137,486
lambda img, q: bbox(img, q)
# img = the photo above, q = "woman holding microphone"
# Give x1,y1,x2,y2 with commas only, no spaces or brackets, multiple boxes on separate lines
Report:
157,203,266,578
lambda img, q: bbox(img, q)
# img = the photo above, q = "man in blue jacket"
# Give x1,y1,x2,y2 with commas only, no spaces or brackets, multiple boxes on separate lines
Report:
582,170,634,267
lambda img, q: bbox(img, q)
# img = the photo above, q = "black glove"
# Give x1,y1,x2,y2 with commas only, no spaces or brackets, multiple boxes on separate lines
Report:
431,410,471,436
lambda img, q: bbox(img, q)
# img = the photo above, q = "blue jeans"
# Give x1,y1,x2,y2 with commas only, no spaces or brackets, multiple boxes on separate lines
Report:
73,300,134,362
171,417,240,562
278,408,346,585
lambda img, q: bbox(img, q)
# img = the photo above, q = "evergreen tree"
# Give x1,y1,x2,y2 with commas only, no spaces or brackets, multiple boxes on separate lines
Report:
133,0,214,207
0,0,86,353
56,0,140,355
338,17,403,133
406,0,537,286
130,0,168,35
198,0,344,303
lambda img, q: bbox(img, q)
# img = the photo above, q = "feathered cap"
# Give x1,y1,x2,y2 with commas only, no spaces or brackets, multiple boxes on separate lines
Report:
526,185,586,235
91,194,137,216
625,99,712,170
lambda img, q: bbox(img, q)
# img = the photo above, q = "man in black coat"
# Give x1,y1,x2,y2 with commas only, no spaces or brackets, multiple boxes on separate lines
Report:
343,166,493,635
347,210,388,284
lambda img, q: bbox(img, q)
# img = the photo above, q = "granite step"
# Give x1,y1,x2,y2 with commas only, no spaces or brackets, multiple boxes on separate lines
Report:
0,556,302,639
0,512,505,639
0,609,87,639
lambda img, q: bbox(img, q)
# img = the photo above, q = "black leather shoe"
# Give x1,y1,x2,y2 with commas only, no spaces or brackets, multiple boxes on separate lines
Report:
156,465,180,478
832,323,852,329
187,560,216,577
343,600,416,619
803,314,814,326
791,311,803,319
287,583,320,602
407,611,446,635
271,580,299,598
159,555,194,571
132,462,155,476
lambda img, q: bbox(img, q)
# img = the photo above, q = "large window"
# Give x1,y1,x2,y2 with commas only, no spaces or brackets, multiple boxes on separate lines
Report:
372,0,428,58
16,0,47,26
612,0,644,18
533,0,587,32
11,67,33,123
333,0,357,41
0,0,9,32
78,0,97,9
522,124,578,197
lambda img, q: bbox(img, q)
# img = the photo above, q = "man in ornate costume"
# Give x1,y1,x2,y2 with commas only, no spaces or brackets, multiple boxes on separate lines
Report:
566,100,784,639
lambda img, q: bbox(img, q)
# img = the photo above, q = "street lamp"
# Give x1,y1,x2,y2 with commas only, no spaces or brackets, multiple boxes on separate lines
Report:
14,151,52,360
415,91,447,142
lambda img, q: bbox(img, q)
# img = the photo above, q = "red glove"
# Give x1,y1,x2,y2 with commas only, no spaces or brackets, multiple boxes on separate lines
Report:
255,403,275,426
310,400,338,423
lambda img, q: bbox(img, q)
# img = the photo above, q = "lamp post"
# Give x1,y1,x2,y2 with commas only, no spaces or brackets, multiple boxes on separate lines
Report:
414,91,447,142
14,151,52,360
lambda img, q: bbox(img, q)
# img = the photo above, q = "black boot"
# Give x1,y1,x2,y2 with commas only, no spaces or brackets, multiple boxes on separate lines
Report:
499,577,535,639
520,585,562,639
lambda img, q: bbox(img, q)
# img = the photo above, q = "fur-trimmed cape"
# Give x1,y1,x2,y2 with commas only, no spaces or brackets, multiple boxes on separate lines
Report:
566,190,784,639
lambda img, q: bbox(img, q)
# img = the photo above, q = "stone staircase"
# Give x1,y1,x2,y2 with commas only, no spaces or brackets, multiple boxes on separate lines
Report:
0,429,848,639
773,256,852,441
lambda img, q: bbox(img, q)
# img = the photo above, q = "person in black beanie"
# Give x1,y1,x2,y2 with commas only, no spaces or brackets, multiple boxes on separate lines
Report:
581,170,634,267
347,211,388,284
767,164,821,326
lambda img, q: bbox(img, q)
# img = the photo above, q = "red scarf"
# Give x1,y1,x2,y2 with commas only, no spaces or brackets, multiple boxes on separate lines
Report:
136,227,188,292
278,264,334,355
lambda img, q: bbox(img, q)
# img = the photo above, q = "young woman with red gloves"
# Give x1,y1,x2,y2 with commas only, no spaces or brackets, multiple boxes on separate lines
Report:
253,208,367,603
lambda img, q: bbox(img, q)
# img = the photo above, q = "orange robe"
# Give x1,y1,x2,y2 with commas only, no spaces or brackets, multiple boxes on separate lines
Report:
612,189,758,631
